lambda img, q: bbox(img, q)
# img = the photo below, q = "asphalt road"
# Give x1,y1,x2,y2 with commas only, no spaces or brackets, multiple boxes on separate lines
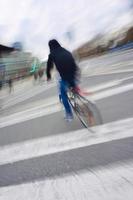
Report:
1,49,133,115
0,49,133,145
0,50,133,198
0,72,133,148
0,137,133,187
1,71,133,116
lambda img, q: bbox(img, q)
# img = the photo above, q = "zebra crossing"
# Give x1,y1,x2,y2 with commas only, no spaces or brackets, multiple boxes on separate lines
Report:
0,117,133,199
81,49,133,77
0,74,133,128
0,71,133,199
1,54,133,110
0,117,133,165
1,81,56,110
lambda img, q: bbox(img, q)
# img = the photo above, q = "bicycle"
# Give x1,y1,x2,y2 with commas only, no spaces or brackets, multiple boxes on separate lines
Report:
67,87,103,129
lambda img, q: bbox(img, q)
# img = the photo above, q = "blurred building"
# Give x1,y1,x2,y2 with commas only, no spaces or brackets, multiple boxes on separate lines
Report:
3,51,33,80
0,44,14,86
0,42,34,83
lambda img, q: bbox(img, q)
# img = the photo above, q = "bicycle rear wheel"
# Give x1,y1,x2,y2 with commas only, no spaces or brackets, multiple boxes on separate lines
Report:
74,94,103,128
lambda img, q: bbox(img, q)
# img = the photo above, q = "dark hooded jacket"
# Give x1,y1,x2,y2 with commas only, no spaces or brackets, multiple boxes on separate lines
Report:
46,39,78,87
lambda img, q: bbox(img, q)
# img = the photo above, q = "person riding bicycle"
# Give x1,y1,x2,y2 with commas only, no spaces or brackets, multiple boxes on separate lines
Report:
46,39,79,121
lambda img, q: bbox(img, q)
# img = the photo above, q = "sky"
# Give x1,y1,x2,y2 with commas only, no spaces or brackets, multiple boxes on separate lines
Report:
0,0,132,60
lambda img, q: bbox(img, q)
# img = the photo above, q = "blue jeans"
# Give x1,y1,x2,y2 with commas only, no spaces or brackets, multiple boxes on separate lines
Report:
59,79,73,116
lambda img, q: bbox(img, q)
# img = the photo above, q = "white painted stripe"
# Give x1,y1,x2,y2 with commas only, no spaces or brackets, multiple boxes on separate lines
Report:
0,118,133,165
90,69,133,77
3,73,133,108
92,83,133,100
88,75,133,92
3,82,56,109
88,80,121,92
0,104,61,128
0,161,133,200
0,80,119,127
0,82,133,128
2,72,133,110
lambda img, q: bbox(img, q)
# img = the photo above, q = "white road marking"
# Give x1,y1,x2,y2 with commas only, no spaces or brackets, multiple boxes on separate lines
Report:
88,69,133,77
0,80,133,128
88,75,133,92
0,161,133,200
82,60,133,76
92,83,133,100
0,118,133,165
0,103,61,128
2,65,133,108
2,82,56,109
3,74,133,108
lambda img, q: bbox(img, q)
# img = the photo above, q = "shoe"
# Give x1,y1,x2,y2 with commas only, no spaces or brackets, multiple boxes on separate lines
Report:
64,113,73,122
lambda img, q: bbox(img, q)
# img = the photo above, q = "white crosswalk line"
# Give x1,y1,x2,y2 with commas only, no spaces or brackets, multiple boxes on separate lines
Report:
0,118,133,165
0,161,133,200
92,83,133,100
3,74,133,109
0,81,133,128
1,53,133,199
88,75,133,92
0,103,61,128
0,118,133,200
2,72,133,109
2,82,56,109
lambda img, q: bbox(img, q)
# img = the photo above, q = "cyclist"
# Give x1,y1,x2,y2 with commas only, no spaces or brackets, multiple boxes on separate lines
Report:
46,39,79,121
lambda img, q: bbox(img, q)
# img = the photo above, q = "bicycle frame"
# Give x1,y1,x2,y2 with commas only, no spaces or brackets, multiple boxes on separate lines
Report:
67,88,103,131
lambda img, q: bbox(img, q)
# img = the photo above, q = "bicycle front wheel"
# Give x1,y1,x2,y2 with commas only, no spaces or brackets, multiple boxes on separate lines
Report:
74,94,103,128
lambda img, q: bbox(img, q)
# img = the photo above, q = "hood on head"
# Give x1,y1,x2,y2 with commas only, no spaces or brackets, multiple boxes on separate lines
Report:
48,39,61,51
